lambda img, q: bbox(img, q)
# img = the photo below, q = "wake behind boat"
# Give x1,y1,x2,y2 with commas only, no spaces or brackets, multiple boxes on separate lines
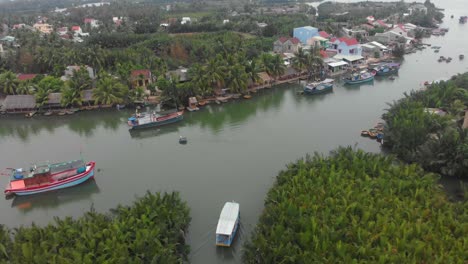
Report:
4,159,95,197
303,79,334,95
128,111,184,130
216,201,240,247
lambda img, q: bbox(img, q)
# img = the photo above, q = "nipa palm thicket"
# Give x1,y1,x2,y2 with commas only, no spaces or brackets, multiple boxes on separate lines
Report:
243,147,468,263
383,72,468,178
0,191,190,264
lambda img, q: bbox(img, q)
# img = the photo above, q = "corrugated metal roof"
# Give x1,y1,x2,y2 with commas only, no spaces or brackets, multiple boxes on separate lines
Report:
216,202,239,235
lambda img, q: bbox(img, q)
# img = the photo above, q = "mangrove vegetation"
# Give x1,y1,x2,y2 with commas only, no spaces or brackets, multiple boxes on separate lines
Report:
0,191,190,264
243,147,468,263
383,72,468,178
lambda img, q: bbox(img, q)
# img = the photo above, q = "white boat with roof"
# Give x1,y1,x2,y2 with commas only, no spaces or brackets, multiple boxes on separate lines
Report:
216,201,240,247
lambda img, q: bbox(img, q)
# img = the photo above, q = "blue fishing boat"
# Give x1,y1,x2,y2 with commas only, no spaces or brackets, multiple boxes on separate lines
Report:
128,111,184,130
344,70,376,85
375,63,400,76
303,79,334,95
216,202,240,247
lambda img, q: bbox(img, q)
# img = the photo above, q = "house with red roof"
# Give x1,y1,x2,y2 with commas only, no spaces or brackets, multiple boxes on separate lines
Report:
17,74,37,81
328,37,362,56
131,69,153,90
374,20,390,29
71,26,82,34
57,27,68,35
318,31,331,39
84,18,100,28
273,37,301,53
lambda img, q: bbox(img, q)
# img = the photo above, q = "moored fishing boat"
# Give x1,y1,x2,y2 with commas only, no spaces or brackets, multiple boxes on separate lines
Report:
459,54,464,60
43,110,53,116
303,79,334,95
375,63,400,76
128,111,184,130
4,159,95,197
343,71,375,85
216,201,240,247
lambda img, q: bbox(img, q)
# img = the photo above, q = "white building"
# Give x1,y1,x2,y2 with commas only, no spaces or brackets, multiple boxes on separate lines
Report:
181,17,191,25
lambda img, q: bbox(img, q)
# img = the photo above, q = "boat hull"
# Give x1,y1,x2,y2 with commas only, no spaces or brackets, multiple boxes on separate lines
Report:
344,76,374,85
5,162,95,196
129,115,183,130
304,84,333,95
376,69,398,76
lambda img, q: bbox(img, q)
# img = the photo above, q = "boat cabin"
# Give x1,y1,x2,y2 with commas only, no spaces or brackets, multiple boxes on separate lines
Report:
9,160,85,189
216,202,240,247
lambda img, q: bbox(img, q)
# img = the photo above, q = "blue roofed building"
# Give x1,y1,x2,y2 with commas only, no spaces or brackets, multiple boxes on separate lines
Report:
293,26,319,44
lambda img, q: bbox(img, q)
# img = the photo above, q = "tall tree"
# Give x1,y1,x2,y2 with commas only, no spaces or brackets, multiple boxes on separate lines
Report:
0,71,19,95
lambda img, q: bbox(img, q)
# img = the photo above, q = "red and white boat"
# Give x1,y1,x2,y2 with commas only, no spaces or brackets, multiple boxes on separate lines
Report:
4,160,95,197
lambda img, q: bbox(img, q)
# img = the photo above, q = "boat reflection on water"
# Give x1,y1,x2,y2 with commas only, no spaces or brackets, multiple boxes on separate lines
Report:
129,124,180,139
11,179,100,212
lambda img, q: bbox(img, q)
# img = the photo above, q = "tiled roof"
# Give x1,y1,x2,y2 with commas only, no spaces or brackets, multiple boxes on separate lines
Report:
290,37,300,44
84,18,94,23
17,74,37,81
131,69,151,79
278,37,288,43
320,50,328,58
71,26,81,31
339,37,359,46
319,31,330,38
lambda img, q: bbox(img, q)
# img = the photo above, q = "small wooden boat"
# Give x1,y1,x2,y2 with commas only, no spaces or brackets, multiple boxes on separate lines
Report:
66,110,75,115
216,202,240,247
43,110,53,116
459,54,464,60
85,106,94,110
231,94,241,99
128,111,184,130
434,49,440,53
186,106,200,112
303,79,334,95
58,111,66,116
343,71,375,85
361,130,370,137
25,111,36,118
4,160,95,197
179,136,187,144
243,95,252,99
198,100,207,106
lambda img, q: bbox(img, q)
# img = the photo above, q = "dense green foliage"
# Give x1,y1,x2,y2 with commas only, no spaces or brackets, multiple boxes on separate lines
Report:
0,192,190,264
383,73,468,177
243,147,468,263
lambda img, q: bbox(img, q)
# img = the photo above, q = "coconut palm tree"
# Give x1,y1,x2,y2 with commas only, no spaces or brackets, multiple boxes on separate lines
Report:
16,81,35,95
205,57,225,89
228,65,249,94
93,74,128,105
0,71,19,95
34,86,51,110
61,87,83,108
270,55,286,81
244,59,261,84
68,67,92,92
292,47,308,73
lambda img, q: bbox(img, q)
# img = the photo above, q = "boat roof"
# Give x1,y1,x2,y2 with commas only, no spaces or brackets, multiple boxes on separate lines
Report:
216,202,240,235
328,61,348,67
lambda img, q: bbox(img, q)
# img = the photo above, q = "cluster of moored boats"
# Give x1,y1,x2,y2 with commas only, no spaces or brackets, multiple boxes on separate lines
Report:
361,122,385,143
301,62,400,95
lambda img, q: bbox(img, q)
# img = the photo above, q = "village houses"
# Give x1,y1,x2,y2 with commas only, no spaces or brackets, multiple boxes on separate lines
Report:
273,37,301,53
33,23,53,34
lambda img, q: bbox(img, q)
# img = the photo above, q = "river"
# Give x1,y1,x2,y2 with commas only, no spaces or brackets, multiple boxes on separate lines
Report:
1,1,467,263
